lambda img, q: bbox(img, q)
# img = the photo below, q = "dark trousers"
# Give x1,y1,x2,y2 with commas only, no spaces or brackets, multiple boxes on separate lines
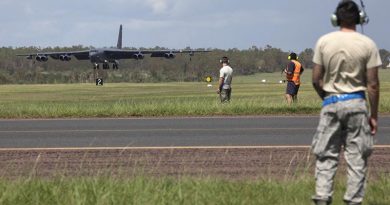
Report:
220,88,231,103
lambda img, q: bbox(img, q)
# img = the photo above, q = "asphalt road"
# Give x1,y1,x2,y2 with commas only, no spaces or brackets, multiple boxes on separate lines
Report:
0,116,389,148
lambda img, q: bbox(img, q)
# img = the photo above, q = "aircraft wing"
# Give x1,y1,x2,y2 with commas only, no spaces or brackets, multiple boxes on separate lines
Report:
149,50,209,58
103,50,140,59
17,50,90,60
103,49,209,59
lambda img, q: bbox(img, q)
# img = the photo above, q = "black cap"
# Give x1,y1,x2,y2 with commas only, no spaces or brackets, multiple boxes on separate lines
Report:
289,53,297,60
220,56,229,64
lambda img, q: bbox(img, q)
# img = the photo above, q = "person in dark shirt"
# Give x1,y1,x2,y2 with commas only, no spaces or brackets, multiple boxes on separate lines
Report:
284,52,304,105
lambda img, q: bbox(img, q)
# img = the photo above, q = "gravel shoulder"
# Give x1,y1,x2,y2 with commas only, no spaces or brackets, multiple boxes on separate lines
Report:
1,147,389,180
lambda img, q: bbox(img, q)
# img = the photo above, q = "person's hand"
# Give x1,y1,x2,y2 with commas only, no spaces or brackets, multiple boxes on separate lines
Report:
369,117,378,135
216,89,220,94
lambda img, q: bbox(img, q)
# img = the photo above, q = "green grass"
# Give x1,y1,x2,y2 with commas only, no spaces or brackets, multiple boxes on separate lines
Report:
1,70,390,204
0,175,388,205
1,69,389,118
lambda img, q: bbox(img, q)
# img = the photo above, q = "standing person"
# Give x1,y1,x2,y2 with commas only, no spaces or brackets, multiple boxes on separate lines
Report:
217,56,233,103
311,1,381,205
284,52,304,105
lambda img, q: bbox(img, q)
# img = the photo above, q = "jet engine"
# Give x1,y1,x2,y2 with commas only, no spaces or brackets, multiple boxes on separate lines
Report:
59,55,71,61
164,52,175,59
133,53,144,60
35,55,48,62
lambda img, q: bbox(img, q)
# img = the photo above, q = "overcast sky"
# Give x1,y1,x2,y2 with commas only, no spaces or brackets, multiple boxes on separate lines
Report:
0,0,389,52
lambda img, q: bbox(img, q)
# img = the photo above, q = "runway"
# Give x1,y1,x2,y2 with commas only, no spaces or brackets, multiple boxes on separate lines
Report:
0,116,389,149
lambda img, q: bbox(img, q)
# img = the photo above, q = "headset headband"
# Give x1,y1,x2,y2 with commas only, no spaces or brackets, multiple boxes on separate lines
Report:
331,0,368,27
220,57,229,64
288,53,298,60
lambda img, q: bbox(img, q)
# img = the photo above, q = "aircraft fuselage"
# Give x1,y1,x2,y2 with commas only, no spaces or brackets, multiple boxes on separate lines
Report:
89,48,117,64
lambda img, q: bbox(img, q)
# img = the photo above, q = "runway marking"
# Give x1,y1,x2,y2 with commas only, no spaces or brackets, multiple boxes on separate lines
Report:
1,115,389,121
0,127,318,133
1,145,390,151
1,126,389,133
0,116,321,121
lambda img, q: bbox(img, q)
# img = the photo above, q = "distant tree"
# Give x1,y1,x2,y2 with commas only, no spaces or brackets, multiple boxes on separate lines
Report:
298,48,314,69
379,49,390,69
0,46,388,84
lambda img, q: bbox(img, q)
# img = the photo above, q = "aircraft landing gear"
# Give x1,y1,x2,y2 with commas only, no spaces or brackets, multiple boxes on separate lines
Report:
93,61,119,70
113,63,119,69
103,62,109,69
93,63,99,69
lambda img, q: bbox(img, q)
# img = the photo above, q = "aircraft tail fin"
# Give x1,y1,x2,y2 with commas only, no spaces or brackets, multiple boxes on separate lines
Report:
117,24,123,49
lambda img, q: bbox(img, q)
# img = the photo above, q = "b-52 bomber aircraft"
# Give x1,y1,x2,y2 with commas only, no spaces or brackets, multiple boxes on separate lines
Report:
17,25,209,69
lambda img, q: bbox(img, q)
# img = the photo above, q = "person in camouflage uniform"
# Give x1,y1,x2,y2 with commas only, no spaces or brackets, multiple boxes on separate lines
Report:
311,1,381,205
217,56,233,103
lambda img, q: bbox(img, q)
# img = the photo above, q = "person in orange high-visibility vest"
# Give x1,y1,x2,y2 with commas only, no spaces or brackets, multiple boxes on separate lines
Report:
284,52,304,105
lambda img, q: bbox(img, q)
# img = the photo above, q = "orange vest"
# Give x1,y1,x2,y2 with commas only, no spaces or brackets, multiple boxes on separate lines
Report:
286,60,302,85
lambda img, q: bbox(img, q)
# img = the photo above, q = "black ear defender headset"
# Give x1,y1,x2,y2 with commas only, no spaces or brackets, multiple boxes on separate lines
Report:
331,0,369,27
220,56,230,64
288,52,298,60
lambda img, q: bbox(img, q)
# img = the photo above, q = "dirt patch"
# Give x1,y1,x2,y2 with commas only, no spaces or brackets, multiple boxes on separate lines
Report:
0,147,389,180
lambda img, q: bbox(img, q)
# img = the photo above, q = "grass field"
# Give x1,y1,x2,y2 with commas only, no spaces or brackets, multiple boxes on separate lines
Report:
1,69,389,118
0,176,389,205
1,70,389,205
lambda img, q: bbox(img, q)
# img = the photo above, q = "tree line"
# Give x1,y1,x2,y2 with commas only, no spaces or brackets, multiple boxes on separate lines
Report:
0,46,389,84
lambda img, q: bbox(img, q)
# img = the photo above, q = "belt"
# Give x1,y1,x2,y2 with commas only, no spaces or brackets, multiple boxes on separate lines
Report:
322,91,365,107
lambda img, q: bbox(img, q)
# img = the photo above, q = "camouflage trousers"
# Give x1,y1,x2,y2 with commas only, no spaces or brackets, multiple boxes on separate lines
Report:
220,88,232,103
311,99,373,204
